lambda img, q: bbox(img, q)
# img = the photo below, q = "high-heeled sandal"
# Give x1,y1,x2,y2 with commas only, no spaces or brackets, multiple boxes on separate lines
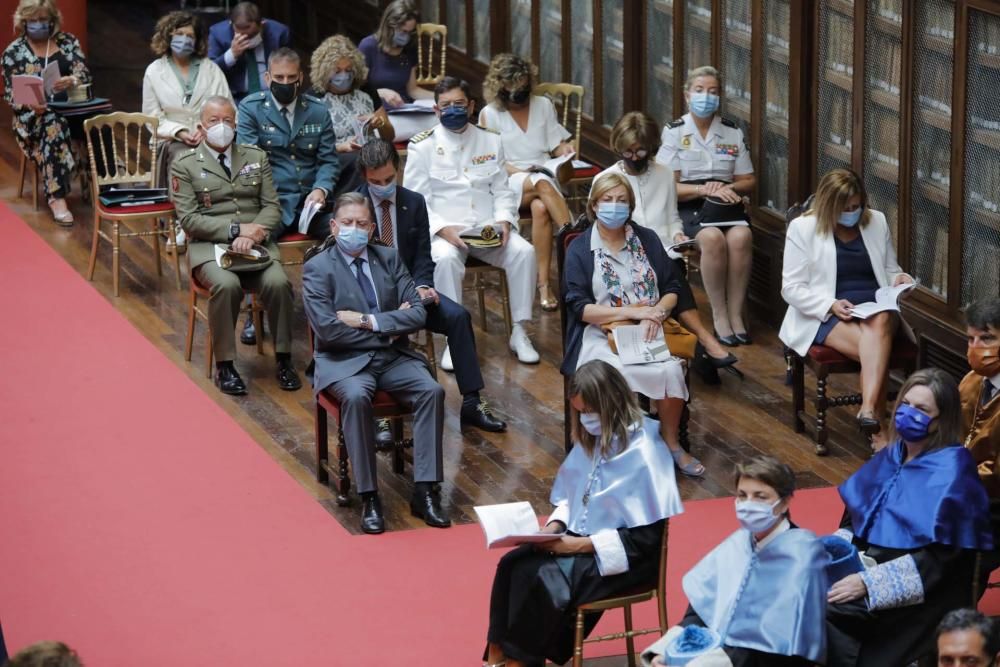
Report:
48,199,74,227
538,285,558,312
669,447,705,478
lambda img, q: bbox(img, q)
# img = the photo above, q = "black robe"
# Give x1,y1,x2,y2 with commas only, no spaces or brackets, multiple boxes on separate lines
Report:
826,513,979,667
487,519,665,666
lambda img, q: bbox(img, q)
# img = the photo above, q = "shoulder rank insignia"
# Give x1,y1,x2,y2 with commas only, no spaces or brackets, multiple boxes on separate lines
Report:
668,118,685,129
720,117,738,129
410,129,434,144
478,125,500,135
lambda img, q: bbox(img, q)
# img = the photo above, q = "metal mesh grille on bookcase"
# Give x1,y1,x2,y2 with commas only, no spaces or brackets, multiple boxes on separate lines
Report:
862,0,902,241
909,0,953,298
571,2,595,118
683,0,713,77
962,9,1000,304
816,0,854,179
601,0,625,127
646,0,674,124
720,0,752,140
539,0,563,85
761,0,790,214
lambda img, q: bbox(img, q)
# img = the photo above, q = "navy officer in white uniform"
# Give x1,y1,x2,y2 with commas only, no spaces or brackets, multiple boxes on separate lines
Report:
657,65,756,348
403,76,539,365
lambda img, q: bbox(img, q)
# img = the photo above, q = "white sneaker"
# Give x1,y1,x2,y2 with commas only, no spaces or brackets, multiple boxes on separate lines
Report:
440,345,454,372
509,326,540,364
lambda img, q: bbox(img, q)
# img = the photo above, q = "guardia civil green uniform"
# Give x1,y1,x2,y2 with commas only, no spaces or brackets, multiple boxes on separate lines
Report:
170,142,295,363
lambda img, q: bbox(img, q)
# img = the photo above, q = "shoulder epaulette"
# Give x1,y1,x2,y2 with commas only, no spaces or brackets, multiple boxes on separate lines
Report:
242,91,268,104
301,93,322,104
175,148,198,160
478,125,500,135
410,129,434,144
667,118,685,129
237,143,264,153
720,117,738,129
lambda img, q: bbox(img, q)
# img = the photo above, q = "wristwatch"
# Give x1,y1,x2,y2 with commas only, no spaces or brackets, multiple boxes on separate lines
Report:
229,222,240,242
359,314,371,330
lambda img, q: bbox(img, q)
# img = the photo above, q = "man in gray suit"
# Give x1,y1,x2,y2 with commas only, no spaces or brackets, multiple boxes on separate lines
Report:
302,192,450,534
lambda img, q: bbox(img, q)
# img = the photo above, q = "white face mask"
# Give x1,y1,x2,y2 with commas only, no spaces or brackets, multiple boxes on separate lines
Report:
243,33,263,50
205,122,235,149
579,412,602,436
735,498,782,534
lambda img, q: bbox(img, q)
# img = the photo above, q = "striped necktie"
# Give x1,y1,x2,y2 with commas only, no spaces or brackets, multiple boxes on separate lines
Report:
379,199,394,247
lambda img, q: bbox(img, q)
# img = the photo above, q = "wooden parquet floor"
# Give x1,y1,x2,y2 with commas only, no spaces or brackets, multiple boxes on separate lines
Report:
1,1,875,536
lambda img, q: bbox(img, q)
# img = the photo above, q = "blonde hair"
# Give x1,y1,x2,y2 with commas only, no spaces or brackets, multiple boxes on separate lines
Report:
586,171,636,222
609,111,662,156
13,0,61,33
483,52,536,110
685,65,721,91
569,360,643,459
375,0,419,51
310,35,368,92
807,168,871,236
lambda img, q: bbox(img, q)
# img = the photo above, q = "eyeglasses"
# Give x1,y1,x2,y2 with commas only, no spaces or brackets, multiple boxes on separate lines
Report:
340,218,374,229
438,101,469,111
621,149,649,160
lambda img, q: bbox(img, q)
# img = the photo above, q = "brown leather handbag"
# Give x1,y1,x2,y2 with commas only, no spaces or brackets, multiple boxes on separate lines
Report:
601,318,697,360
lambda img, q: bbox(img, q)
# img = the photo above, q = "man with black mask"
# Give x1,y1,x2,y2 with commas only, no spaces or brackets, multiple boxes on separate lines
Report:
237,46,339,343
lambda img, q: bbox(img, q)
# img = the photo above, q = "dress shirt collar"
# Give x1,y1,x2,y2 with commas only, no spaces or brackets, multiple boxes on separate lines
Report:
369,189,397,209
336,244,370,267
202,141,233,168
989,373,1000,392
755,517,790,551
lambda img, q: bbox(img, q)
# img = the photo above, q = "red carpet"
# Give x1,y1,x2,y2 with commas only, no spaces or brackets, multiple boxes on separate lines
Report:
0,201,996,665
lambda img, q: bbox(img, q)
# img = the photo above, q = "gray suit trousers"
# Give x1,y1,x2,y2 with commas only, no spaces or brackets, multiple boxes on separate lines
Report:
328,348,444,494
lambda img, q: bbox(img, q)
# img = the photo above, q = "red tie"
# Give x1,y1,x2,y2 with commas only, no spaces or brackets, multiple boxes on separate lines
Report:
379,200,394,247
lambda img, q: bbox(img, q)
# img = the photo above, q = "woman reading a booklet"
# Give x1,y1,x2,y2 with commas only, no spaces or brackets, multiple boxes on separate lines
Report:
562,172,704,477
478,53,575,312
779,168,915,448
484,360,684,667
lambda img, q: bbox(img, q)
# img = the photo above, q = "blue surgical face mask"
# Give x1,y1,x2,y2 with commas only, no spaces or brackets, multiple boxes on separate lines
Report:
579,412,602,436
735,498,782,534
393,30,412,47
839,208,863,228
439,104,469,132
368,181,396,200
689,92,720,118
596,202,629,229
894,403,936,442
330,71,354,90
170,34,195,58
336,224,370,254
25,20,50,40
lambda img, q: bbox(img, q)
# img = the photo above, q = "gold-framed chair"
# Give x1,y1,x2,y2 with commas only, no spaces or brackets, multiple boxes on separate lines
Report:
275,231,318,267
83,112,181,296
465,258,513,337
534,83,598,217
415,23,447,87
572,521,670,667
17,152,41,211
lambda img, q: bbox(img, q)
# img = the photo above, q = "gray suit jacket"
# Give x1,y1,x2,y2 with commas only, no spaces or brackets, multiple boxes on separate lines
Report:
302,242,428,394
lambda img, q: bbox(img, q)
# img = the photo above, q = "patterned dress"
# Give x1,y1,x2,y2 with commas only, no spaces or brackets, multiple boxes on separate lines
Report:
2,32,90,199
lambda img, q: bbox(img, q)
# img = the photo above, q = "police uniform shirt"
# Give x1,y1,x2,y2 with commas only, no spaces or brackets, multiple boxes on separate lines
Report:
274,94,296,131
656,112,754,184
402,123,519,238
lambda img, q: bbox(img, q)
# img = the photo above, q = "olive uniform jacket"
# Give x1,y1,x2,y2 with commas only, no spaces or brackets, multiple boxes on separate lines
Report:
170,143,282,270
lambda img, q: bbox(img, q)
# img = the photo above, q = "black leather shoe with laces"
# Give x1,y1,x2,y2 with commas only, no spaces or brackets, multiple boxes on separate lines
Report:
460,399,507,432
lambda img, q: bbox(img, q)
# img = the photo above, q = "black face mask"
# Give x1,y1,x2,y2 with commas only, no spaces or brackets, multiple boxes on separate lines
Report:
624,156,649,173
270,80,299,106
509,87,531,105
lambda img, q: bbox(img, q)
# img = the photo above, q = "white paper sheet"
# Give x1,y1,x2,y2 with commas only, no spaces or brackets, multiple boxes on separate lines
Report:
473,501,563,549
850,281,918,319
386,100,436,114
613,324,672,365
298,199,321,234
41,61,60,95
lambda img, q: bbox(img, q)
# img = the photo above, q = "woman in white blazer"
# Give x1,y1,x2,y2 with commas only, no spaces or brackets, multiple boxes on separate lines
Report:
779,169,914,443
141,11,231,247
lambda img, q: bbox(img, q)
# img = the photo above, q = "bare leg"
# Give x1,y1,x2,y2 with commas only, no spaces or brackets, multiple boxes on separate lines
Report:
694,227,732,337
856,312,898,420
724,226,753,334
678,309,731,359
824,317,886,415
529,197,555,304
658,397,700,470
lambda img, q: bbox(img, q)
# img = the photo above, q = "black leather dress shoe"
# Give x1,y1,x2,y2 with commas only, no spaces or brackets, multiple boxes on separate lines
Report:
460,400,507,432
240,317,257,345
361,494,385,534
375,418,394,448
276,359,302,391
734,332,753,345
215,365,247,396
410,489,451,528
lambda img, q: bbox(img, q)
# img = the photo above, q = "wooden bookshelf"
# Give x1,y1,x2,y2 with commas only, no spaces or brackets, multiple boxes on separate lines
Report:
727,97,751,122
822,69,853,93
827,0,855,19
873,14,902,39
727,28,752,52
822,141,852,164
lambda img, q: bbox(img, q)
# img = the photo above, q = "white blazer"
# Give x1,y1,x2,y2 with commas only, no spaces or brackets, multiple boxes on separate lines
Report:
778,210,913,356
141,56,232,142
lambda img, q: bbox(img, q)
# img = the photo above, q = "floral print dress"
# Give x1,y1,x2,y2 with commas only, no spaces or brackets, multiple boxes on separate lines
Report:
576,224,688,401
2,32,91,199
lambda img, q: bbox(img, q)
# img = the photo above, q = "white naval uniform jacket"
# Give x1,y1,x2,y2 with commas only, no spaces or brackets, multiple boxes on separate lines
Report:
402,122,520,238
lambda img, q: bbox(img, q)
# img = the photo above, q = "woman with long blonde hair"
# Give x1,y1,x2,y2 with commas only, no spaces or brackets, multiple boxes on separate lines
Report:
779,168,915,444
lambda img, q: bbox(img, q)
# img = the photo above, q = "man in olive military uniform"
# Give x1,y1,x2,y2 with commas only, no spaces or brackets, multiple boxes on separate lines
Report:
171,95,301,395
236,46,339,240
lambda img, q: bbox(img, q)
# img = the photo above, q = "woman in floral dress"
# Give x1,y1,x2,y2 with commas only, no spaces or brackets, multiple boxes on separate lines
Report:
2,0,91,225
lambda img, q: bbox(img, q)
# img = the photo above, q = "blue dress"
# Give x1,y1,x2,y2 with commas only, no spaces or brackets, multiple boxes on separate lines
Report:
814,234,879,344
